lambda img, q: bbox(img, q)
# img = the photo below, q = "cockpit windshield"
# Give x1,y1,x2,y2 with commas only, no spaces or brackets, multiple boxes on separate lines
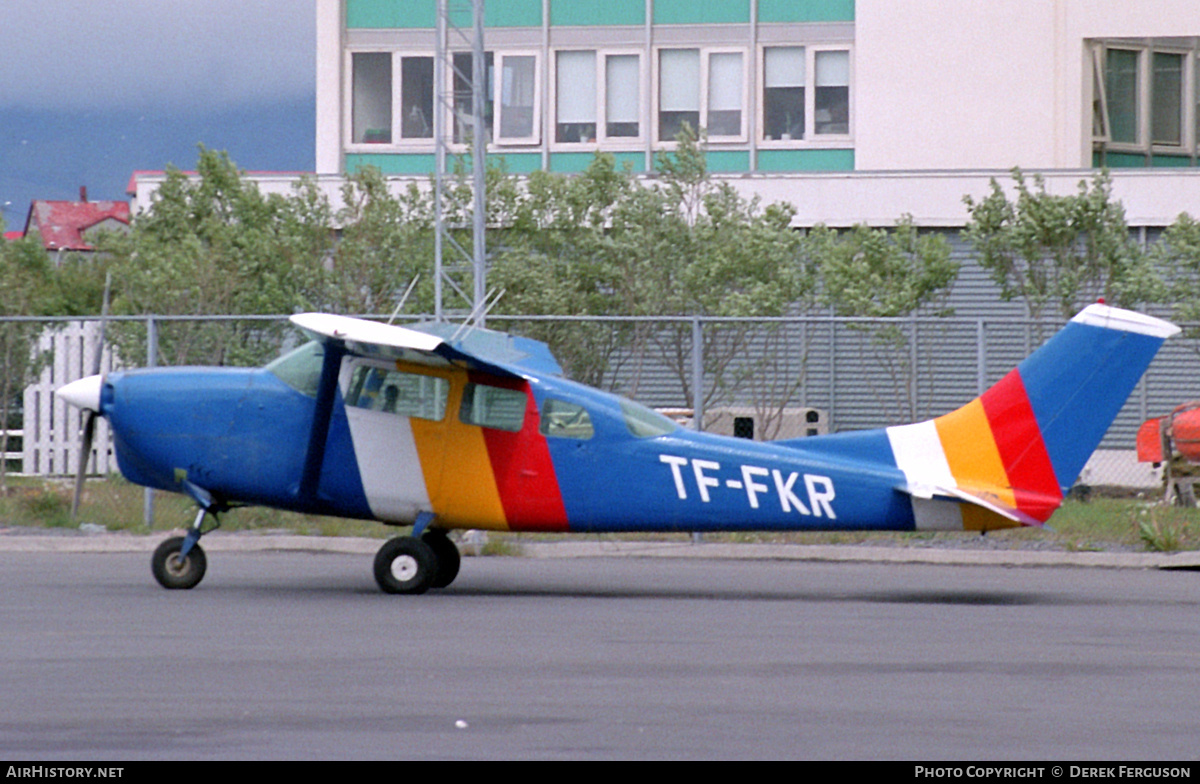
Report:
265,341,324,397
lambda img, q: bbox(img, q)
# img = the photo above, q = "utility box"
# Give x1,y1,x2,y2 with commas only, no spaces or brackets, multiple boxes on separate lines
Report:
703,406,828,441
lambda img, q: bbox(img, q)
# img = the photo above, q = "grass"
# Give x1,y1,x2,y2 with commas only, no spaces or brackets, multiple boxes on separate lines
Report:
5,475,1200,554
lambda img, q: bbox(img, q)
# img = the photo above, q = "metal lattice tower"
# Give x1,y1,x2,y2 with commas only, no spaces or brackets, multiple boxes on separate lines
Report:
433,0,488,323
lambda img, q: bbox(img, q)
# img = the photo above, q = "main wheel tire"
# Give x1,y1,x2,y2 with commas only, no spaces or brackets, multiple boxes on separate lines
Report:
151,536,207,590
373,537,436,595
423,530,461,589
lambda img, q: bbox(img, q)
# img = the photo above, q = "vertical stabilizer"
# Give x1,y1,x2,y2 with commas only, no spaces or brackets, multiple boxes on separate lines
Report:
887,304,1178,527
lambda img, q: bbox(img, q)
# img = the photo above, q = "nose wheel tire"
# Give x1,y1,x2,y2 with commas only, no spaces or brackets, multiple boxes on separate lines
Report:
374,537,437,594
151,536,207,590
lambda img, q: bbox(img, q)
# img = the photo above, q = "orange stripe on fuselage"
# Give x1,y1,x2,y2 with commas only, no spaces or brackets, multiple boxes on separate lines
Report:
934,397,1017,513
410,367,509,530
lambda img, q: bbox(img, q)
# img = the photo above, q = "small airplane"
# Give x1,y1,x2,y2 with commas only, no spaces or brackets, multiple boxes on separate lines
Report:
56,302,1178,594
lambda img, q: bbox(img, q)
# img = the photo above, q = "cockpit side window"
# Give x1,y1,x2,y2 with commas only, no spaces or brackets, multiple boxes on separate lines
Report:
539,398,594,440
265,341,325,398
346,365,449,421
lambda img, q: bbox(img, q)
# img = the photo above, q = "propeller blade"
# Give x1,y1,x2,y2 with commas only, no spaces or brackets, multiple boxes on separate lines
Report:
91,271,111,377
72,271,111,523
71,410,96,521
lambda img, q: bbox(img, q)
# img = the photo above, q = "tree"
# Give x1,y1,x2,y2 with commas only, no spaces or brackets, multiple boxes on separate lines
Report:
327,166,435,316
100,147,327,366
491,128,812,418
0,230,58,491
489,153,643,386
962,168,1150,327
1148,213,1200,344
811,215,958,421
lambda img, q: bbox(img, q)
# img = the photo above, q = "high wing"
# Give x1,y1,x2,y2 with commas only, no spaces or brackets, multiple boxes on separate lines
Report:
291,313,522,379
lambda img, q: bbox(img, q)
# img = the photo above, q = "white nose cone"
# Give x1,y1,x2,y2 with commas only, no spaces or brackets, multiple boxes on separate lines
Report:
57,374,104,412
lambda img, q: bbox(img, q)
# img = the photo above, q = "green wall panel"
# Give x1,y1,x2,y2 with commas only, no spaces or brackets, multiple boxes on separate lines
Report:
346,0,853,29
758,0,854,23
757,148,855,171
453,0,542,27
1152,155,1197,168
550,0,645,26
346,0,435,29
1099,152,1149,168
550,151,647,173
346,152,546,175
346,153,438,175
346,0,541,29
492,153,545,173
653,0,750,25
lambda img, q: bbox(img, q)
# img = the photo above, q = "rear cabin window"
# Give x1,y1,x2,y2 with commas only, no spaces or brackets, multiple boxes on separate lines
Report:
460,383,526,432
539,398,594,440
346,366,449,421
621,399,678,438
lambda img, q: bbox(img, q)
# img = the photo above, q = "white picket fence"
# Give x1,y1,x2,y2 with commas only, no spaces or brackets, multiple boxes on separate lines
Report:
21,320,117,476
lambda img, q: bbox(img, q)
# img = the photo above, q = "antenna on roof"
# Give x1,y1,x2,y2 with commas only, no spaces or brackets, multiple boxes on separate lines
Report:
451,288,505,343
386,275,421,325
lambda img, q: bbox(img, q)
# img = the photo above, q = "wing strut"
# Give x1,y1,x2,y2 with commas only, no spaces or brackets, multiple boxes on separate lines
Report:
298,341,346,506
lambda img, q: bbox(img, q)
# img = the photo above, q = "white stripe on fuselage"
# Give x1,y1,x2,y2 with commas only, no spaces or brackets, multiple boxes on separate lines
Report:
344,407,430,523
886,420,963,530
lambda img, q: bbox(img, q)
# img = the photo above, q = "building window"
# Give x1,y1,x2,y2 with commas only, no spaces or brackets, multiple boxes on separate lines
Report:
400,56,434,139
606,54,641,138
453,51,494,144
554,50,642,145
657,48,747,142
453,51,540,145
659,48,700,141
352,52,392,144
707,52,744,137
814,50,850,135
348,52,435,146
557,50,597,143
1152,51,1184,147
1105,48,1140,145
499,54,539,142
1093,40,1199,161
763,47,805,140
760,46,852,144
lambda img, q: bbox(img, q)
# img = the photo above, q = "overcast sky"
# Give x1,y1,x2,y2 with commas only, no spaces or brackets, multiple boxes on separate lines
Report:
1,1,317,223
2,0,315,110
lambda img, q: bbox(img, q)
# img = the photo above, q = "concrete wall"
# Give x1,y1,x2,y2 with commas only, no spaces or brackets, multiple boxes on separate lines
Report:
856,0,1200,170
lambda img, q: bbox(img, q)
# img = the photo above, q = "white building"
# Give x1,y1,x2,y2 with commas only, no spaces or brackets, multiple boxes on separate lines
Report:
294,0,1200,229
126,1,1200,228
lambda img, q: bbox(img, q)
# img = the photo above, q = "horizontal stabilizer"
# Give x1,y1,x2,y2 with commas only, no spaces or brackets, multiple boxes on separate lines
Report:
896,482,1045,528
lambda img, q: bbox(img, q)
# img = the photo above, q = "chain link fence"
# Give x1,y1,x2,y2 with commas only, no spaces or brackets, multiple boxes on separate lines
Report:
5,313,1198,528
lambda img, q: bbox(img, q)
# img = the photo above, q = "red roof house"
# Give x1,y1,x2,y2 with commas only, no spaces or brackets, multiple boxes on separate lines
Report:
23,198,131,255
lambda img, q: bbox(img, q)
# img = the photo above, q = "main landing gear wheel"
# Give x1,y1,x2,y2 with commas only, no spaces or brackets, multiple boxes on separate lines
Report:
374,537,437,594
151,536,208,590
422,530,461,589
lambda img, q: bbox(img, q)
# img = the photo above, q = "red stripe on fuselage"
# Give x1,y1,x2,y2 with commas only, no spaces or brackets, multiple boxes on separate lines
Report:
473,374,570,531
979,369,1062,522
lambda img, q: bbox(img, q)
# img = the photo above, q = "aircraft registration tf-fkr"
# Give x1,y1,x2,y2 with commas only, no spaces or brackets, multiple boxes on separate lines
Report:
56,303,1178,594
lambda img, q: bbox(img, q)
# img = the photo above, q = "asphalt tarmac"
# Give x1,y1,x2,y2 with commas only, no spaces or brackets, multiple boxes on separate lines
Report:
1,537,1199,760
